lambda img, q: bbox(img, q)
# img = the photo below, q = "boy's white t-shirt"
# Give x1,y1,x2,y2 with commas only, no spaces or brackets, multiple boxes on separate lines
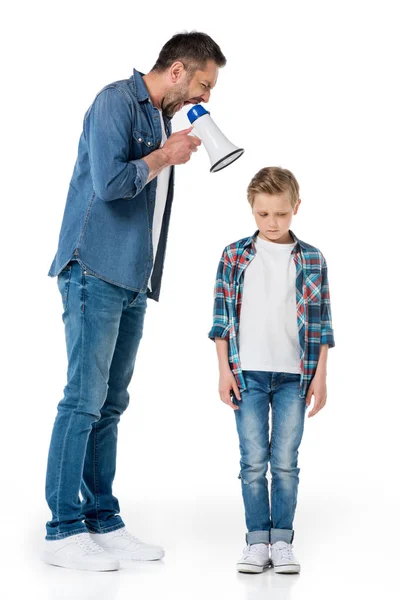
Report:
148,111,171,291
238,235,301,373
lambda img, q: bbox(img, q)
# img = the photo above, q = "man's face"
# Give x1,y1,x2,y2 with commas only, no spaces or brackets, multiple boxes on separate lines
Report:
252,191,300,243
161,60,219,117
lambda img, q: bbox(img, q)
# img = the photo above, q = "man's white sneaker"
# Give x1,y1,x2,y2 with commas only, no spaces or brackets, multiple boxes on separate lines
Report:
41,532,119,571
271,541,300,574
236,543,271,573
89,527,165,561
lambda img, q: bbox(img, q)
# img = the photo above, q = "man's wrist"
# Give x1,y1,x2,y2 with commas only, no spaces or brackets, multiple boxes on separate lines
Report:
158,147,171,167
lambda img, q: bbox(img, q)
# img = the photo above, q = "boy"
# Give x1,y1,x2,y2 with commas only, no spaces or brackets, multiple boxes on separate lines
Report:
208,167,335,574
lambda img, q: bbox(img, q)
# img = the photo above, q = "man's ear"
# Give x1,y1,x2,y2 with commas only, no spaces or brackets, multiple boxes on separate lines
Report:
169,61,185,84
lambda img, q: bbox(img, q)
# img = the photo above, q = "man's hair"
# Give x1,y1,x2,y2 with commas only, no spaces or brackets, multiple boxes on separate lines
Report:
247,167,300,209
151,31,226,75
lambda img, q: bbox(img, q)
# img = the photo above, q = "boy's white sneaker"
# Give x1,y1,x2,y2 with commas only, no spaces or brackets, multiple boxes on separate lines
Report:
89,527,165,561
236,543,271,573
41,532,119,571
271,541,300,573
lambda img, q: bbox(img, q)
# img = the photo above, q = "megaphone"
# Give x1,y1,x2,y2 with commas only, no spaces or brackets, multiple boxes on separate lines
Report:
187,105,244,173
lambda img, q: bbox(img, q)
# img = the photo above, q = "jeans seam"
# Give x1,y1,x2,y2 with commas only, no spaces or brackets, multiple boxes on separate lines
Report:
93,424,101,530
53,267,86,537
269,392,275,527
46,526,88,541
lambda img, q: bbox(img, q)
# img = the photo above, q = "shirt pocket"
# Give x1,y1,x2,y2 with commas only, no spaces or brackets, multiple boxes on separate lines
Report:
304,269,322,304
132,129,156,159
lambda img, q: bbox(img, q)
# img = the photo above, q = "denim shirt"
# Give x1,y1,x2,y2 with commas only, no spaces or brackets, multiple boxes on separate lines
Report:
48,69,175,301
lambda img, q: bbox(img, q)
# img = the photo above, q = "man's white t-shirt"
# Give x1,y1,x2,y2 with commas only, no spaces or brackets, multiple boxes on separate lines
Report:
148,110,171,291
238,235,301,373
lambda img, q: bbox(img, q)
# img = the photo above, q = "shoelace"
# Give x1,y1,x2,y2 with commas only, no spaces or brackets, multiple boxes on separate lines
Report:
118,530,143,546
243,544,269,559
274,543,295,562
75,534,104,554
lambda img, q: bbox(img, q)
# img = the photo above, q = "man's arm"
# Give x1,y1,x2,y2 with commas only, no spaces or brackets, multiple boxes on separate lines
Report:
84,87,150,202
142,126,200,183
85,87,201,198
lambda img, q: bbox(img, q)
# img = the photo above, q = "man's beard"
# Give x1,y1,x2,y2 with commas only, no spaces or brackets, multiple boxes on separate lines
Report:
161,83,190,117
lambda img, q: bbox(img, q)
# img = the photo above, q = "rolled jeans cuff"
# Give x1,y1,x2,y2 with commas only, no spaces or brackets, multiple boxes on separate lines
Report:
270,528,294,544
246,530,270,545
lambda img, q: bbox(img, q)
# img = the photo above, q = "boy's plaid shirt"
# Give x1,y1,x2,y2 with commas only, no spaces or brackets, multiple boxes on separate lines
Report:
208,230,335,398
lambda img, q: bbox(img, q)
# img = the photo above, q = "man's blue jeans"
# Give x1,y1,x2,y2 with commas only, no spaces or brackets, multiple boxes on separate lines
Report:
45,261,147,540
234,371,306,545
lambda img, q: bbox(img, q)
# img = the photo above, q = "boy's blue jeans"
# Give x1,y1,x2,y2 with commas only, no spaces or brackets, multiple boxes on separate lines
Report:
234,371,306,545
45,261,147,540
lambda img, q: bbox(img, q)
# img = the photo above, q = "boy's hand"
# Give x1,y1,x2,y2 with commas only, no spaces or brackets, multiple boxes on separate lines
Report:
306,373,327,418
219,367,241,411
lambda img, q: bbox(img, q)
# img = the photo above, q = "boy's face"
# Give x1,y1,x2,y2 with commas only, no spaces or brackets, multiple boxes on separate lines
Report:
252,191,300,243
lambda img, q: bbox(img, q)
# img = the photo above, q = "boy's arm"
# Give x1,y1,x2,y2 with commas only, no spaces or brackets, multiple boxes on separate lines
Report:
315,343,328,377
320,255,335,347
307,343,328,417
215,338,241,410
208,252,241,410
307,255,334,417
208,253,230,341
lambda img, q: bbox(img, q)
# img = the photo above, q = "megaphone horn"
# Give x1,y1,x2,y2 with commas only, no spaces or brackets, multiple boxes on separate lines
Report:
187,105,244,173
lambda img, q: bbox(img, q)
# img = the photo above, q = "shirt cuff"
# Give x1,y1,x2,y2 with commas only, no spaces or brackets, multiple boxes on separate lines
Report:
133,158,150,194
208,324,230,341
321,329,335,348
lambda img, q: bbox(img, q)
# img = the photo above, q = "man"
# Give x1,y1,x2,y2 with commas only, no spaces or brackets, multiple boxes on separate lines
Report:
42,31,226,572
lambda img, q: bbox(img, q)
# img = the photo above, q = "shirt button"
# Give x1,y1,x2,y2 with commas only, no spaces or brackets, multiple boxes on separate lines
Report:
138,137,142,142
147,141,151,146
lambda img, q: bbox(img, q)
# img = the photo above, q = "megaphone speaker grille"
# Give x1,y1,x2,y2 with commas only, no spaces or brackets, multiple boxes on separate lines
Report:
210,149,245,173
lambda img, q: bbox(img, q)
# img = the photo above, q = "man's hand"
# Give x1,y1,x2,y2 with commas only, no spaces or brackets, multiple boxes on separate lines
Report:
161,126,202,166
219,367,241,411
306,372,327,418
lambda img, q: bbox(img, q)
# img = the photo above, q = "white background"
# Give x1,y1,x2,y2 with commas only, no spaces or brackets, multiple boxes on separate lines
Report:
1,1,399,598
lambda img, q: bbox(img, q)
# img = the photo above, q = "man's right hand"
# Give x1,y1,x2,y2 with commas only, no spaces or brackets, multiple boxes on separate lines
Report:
219,367,241,411
161,127,202,166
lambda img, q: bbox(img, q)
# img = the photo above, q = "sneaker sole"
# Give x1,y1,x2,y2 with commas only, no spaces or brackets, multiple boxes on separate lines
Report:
236,561,271,574
41,552,119,572
273,563,301,574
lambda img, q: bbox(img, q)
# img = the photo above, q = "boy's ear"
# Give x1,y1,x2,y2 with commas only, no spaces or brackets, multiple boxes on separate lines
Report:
294,198,302,215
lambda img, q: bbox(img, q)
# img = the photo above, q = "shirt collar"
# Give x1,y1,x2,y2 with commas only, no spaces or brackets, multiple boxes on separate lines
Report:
133,69,172,125
132,69,151,102
244,229,300,250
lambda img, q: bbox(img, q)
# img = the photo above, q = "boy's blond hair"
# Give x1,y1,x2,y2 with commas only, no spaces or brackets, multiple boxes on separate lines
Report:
247,167,300,209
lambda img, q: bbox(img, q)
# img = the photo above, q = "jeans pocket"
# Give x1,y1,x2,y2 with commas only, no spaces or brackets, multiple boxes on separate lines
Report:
128,291,141,307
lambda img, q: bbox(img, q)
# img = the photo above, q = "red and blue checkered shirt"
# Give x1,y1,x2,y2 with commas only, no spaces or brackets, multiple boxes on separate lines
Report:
208,230,335,398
